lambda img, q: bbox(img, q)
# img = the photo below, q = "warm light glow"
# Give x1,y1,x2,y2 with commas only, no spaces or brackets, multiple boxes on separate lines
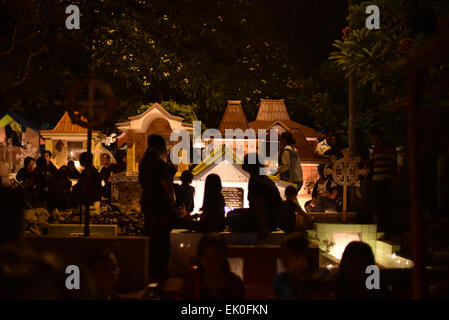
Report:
329,232,361,260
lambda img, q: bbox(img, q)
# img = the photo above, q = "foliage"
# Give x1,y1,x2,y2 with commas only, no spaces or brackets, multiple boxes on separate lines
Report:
138,101,199,125
0,0,298,129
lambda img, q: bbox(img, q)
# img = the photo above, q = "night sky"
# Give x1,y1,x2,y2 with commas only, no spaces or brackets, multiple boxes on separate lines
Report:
263,0,347,71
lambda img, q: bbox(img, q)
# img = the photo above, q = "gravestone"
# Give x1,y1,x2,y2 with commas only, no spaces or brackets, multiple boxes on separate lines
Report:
221,187,244,209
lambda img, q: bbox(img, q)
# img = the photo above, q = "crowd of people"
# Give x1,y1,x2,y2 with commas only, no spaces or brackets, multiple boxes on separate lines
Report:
0,128,407,300
14,151,122,210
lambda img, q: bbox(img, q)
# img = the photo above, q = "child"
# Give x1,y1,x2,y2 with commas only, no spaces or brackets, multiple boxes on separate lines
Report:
273,233,320,299
181,234,245,300
180,170,195,214
279,186,314,233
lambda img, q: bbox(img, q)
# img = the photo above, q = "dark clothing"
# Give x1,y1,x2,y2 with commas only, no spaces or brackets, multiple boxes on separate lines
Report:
43,162,58,179
279,200,297,233
139,152,173,215
35,163,57,204
181,268,245,300
248,175,282,231
99,163,119,201
68,168,80,180
16,168,38,204
181,184,195,213
139,151,175,282
74,166,102,206
48,176,72,211
305,178,342,212
198,196,225,232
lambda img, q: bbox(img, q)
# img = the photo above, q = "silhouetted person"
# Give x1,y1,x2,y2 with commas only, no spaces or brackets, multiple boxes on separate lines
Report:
73,152,102,207
368,128,397,237
236,153,282,238
335,241,385,300
180,170,195,214
88,249,120,300
194,174,225,232
277,131,303,189
35,157,51,206
139,134,175,283
279,186,314,233
48,166,72,211
99,153,119,203
181,234,245,300
67,160,80,180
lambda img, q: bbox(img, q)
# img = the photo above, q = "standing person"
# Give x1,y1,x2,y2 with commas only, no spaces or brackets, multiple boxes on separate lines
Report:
73,152,102,208
277,131,303,190
99,153,119,204
181,234,245,300
48,166,72,211
180,170,195,214
368,128,397,237
139,134,176,283
67,160,80,180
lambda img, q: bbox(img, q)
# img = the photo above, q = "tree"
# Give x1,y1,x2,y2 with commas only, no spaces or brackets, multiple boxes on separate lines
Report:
1,0,298,129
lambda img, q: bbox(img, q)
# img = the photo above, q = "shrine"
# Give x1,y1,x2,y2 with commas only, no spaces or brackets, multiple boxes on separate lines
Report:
40,111,107,168
117,102,193,173
0,111,41,172
213,99,327,206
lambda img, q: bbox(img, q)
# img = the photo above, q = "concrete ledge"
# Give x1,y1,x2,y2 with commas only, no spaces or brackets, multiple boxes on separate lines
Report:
47,224,118,237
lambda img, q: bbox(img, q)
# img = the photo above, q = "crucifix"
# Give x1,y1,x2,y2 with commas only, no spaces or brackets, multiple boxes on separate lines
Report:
324,149,368,222
64,68,116,236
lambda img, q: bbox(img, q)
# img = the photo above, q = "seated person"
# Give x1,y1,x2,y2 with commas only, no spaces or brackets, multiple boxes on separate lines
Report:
190,174,225,232
88,249,120,300
305,164,342,212
227,154,282,237
273,232,322,300
181,234,245,300
279,186,314,233
15,157,37,203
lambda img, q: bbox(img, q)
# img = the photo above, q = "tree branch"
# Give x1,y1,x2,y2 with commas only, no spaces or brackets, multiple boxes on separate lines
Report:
0,25,18,55
9,40,56,88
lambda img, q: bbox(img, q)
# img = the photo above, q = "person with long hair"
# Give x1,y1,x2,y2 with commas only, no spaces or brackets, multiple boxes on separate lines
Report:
335,241,386,299
139,134,176,283
197,174,225,232
181,234,245,300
